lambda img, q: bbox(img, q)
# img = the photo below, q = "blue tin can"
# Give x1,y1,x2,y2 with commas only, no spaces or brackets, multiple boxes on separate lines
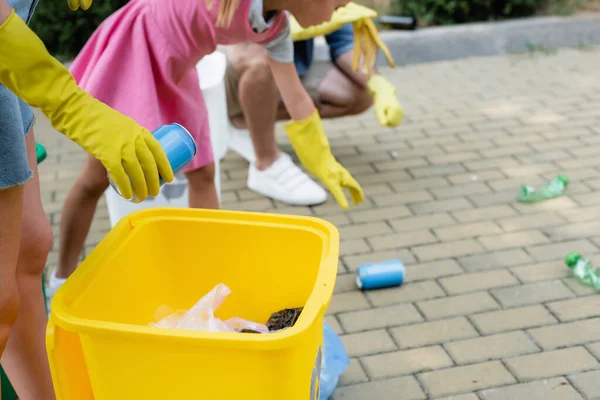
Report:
356,259,405,290
109,123,197,203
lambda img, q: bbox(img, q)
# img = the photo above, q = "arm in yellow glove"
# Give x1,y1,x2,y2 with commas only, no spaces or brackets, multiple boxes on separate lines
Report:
367,74,403,127
268,59,364,210
67,0,92,10
0,9,173,200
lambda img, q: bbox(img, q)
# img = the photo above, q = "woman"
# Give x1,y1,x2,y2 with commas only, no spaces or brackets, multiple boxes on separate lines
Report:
0,0,172,397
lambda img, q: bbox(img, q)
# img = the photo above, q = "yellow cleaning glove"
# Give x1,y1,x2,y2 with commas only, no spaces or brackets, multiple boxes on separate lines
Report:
284,111,364,210
67,0,92,10
289,2,396,75
289,3,376,41
0,11,173,200
367,75,404,127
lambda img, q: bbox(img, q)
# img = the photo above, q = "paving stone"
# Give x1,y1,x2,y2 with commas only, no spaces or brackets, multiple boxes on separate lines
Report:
506,347,598,380
418,292,500,320
445,331,539,364
452,205,517,223
526,240,599,262
547,295,600,321
418,361,516,398
409,198,473,215
362,345,454,378
528,318,600,349
569,370,600,399
510,260,570,283
478,230,549,251
341,329,397,357
439,270,518,295
368,230,438,251
339,222,394,241
343,249,416,272
433,222,503,241
338,359,369,386
471,305,557,335
412,239,484,262
390,213,456,232
480,378,583,400
327,292,370,314
332,376,426,400
435,395,479,400
390,317,478,349
339,304,423,333
491,280,574,307
405,260,464,282
367,280,446,307
458,249,532,272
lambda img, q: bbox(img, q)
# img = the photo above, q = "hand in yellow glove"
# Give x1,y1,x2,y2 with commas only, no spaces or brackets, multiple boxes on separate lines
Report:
285,111,364,210
367,75,403,127
67,0,92,10
0,11,173,200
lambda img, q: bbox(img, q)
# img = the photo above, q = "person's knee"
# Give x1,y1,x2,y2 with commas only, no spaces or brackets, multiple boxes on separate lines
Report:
78,169,110,199
240,58,275,92
18,214,53,277
186,163,216,189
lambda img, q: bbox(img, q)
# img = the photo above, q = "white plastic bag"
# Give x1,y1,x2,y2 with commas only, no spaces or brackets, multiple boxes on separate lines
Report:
150,283,269,333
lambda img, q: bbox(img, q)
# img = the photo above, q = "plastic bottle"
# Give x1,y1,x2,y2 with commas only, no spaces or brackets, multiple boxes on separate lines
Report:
565,252,600,290
518,175,569,203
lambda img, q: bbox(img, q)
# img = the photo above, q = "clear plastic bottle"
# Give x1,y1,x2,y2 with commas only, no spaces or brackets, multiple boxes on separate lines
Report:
519,175,569,203
565,252,600,290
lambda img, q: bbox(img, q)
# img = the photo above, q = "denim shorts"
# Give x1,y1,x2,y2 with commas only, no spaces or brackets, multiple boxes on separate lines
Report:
0,0,39,190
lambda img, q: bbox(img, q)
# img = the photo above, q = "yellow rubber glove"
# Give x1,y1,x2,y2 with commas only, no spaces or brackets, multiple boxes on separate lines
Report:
67,0,92,10
351,17,395,76
0,11,173,200
289,3,396,76
367,75,403,127
284,111,364,210
289,3,376,41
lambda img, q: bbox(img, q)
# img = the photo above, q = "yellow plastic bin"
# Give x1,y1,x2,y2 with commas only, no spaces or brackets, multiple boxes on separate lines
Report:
47,208,339,400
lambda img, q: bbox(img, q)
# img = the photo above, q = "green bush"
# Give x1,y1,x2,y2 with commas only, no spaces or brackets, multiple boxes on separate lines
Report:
30,0,128,60
390,0,557,25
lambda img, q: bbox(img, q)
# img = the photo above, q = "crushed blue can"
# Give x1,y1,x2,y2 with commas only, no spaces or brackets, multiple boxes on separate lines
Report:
356,259,405,290
109,123,197,203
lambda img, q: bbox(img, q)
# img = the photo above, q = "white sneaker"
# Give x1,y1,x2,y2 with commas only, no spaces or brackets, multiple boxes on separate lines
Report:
45,271,67,311
229,124,256,163
248,153,327,206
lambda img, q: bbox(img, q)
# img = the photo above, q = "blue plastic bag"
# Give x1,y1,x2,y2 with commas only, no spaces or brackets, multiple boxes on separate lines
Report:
319,321,350,400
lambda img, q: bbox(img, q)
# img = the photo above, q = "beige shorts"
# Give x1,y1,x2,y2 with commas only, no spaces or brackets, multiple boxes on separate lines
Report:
225,61,331,120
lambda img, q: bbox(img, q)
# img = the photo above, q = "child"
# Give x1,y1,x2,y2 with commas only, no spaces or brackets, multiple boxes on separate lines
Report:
0,0,172,397
52,0,363,293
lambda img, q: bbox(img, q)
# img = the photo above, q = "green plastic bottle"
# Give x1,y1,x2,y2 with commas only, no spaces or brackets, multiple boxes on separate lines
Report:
518,175,569,203
565,252,600,290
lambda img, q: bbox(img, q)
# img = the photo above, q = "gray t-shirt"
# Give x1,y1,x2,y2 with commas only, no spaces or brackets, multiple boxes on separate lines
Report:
248,0,293,63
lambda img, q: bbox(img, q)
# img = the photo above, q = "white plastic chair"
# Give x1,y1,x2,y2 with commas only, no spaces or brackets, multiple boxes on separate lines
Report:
105,51,230,228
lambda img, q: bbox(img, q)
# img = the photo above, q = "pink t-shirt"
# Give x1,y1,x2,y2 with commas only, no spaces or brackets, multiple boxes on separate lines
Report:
70,0,288,172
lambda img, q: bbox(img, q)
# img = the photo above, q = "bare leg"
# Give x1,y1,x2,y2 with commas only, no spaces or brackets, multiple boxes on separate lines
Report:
2,129,56,400
270,63,373,121
228,44,280,171
56,154,108,279
0,186,22,357
186,162,219,209
315,64,373,119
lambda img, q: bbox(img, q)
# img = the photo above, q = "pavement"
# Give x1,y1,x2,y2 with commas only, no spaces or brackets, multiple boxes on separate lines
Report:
38,48,600,399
